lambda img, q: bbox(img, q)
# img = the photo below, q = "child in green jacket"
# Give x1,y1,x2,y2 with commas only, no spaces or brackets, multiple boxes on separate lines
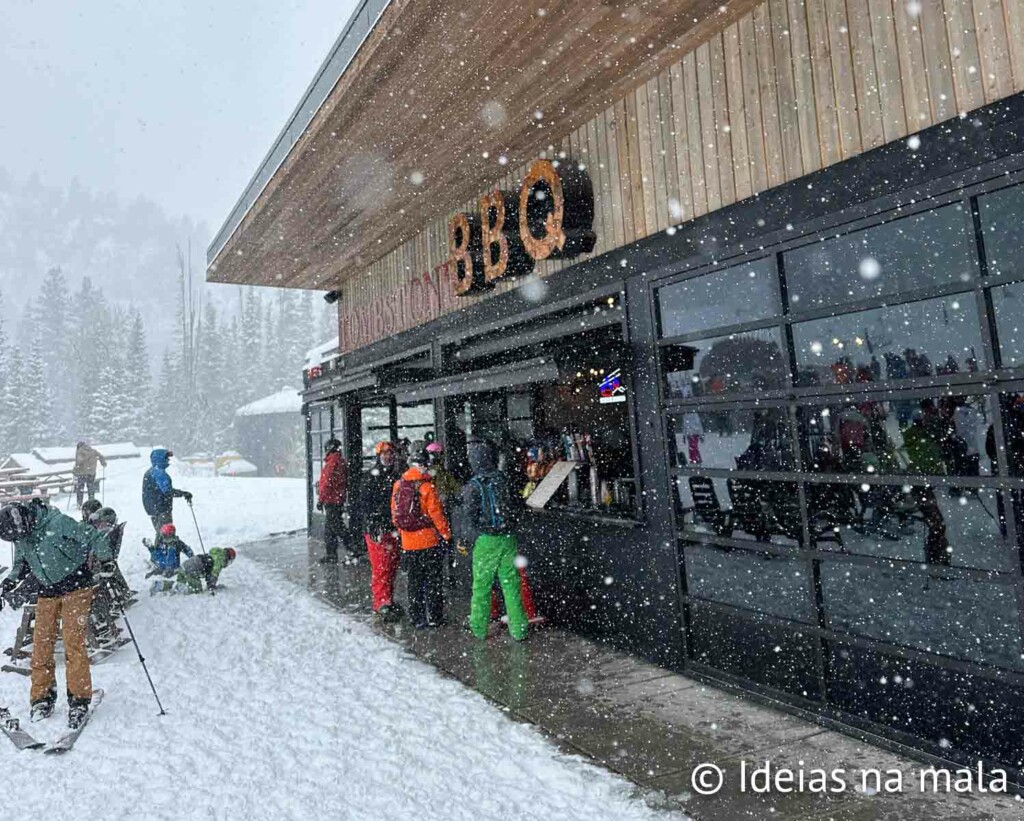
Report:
176,547,237,593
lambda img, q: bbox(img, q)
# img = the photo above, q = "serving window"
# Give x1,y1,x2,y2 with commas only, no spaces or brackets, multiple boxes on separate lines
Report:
445,324,638,518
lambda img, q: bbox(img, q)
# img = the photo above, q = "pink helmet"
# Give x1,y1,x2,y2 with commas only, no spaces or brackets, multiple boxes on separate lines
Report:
426,442,444,454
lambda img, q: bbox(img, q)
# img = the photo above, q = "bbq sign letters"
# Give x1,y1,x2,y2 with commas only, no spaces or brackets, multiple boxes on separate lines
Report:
449,158,596,296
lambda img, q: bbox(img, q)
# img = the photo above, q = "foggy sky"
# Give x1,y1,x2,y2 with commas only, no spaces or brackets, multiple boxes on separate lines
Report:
0,0,358,233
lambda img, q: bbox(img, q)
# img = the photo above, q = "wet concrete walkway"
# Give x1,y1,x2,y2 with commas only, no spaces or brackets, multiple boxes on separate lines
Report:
243,533,1020,820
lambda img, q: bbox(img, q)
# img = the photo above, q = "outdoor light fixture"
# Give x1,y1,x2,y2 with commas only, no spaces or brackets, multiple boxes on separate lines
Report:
324,289,341,304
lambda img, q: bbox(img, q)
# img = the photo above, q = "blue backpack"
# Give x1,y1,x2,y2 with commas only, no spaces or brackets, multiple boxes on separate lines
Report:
470,475,508,534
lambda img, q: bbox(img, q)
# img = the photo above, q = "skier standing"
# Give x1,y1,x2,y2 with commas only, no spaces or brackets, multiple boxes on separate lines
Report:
459,438,528,641
142,448,192,535
391,442,451,628
0,500,113,727
357,441,403,620
315,438,349,564
73,441,107,508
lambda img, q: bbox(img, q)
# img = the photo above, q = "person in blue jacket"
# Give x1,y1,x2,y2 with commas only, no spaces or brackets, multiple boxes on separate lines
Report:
142,448,192,535
148,523,194,595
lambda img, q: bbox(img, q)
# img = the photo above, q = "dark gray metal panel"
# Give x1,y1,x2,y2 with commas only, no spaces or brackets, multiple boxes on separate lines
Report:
393,357,559,403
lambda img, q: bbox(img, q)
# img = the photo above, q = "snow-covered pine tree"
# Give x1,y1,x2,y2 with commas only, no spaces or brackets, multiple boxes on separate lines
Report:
0,346,25,453
31,267,72,442
21,331,56,448
123,310,150,443
0,290,10,456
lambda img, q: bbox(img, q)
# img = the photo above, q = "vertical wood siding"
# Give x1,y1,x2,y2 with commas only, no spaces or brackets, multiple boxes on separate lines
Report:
338,0,1024,354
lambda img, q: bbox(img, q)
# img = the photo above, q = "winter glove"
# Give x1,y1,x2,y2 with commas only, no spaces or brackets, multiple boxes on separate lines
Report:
455,542,469,557
182,491,194,503
316,500,324,512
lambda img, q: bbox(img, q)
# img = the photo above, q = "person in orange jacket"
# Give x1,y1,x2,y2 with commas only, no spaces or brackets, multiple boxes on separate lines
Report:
391,441,451,628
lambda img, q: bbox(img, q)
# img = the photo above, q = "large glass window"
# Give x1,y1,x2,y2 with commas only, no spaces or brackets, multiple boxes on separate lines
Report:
683,544,815,623
784,204,975,311
821,562,1023,670
670,407,793,471
990,282,1024,368
792,294,984,387
674,477,803,545
360,404,390,467
978,182,1024,281
797,394,994,477
662,328,788,399
397,401,435,447
658,258,780,338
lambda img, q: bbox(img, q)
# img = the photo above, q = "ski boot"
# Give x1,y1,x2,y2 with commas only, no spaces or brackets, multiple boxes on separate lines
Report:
68,696,90,730
375,603,403,624
30,691,56,722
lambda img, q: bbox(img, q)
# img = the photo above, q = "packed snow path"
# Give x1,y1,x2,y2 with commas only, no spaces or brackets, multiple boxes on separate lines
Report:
0,457,677,820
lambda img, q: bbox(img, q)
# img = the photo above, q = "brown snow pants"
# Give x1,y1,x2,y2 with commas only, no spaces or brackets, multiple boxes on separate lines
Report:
30,587,94,703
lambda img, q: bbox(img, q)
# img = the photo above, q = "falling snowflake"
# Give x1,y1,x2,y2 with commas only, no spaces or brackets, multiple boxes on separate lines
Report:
859,256,881,280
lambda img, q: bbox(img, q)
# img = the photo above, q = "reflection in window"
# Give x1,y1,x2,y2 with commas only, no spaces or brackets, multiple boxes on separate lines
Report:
991,282,1024,368
658,258,780,338
397,401,435,446
785,205,974,311
807,483,1011,571
978,183,1024,281
670,407,793,470
663,327,787,398
793,294,983,387
675,477,802,545
361,405,391,465
821,563,1023,670
798,395,993,477
997,393,1024,478
683,544,814,623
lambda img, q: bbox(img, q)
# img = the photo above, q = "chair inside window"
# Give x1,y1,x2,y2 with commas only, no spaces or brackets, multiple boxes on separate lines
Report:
726,478,772,542
687,476,733,537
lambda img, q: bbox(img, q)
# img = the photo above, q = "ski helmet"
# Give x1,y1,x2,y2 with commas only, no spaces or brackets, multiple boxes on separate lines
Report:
226,547,237,563
90,507,118,526
0,503,35,542
81,499,102,520
325,438,342,453
374,440,395,456
408,440,429,466
160,523,176,538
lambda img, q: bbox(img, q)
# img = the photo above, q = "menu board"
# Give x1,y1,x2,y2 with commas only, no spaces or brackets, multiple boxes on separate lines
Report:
525,460,579,509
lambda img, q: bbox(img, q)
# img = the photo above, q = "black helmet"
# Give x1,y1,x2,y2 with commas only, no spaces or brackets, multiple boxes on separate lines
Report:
0,503,35,542
89,507,118,526
408,440,429,466
325,438,342,453
81,499,102,519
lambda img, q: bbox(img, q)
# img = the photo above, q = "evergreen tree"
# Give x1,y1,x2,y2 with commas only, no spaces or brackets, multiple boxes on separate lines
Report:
0,291,10,455
123,310,150,441
32,267,72,441
21,331,56,447
0,345,23,453
148,351,179,448
71,277,111,437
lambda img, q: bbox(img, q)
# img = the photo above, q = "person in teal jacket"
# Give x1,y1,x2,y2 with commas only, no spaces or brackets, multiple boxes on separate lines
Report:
0,499,112,727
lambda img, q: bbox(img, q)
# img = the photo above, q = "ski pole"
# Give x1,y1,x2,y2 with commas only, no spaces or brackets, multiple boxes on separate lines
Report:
118,606,166,716
187,500,208,556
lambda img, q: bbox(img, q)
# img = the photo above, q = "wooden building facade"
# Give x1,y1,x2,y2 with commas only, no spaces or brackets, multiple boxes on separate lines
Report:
209,0,1024,783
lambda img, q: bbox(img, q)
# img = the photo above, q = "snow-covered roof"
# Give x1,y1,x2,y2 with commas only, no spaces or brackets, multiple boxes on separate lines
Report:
235,388,302,417
217,458,258,476
32,443,139,464
305,336,339,369
4,453,74,476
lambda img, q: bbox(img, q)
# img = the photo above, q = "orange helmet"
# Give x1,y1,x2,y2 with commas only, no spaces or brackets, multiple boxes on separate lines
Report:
374,441,395,456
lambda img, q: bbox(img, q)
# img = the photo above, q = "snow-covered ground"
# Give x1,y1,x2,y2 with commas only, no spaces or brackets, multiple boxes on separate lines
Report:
0,455,677,820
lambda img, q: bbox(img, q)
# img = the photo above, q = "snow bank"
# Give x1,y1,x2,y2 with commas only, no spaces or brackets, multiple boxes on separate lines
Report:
305,335,339,368
0,455,674,820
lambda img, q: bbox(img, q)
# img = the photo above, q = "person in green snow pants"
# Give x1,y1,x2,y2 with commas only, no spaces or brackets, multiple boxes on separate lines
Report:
460,437,529,641
469,533,527,640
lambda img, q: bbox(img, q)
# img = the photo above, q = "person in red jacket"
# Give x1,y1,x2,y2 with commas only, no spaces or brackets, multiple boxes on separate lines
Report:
391,442,451,628
316,439,350,565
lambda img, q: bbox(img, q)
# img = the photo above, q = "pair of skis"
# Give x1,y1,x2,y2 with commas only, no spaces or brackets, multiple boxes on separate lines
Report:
0,690,103,754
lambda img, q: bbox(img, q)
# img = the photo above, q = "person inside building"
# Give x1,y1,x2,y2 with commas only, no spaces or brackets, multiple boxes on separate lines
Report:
148,523,195,595
391,441,451,628
357,441,403,621
901,400,951,567
0,499,112,728
73,441,107,509
459,438,529,642
142,448,192,535
315,438,350,565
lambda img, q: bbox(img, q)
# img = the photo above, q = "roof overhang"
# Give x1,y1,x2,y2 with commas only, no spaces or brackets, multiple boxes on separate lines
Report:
207,0,756,290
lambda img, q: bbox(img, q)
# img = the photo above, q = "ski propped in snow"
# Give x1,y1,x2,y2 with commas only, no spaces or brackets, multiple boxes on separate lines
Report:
43,689,104,755
0,706,43,751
